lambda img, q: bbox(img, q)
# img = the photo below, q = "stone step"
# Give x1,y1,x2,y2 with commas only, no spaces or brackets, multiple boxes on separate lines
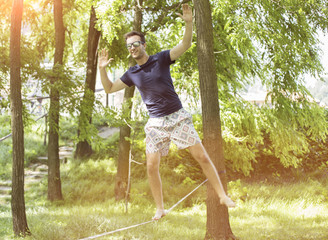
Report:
25,168,47,187
25,170,47,177
98,127,119,139
37,156,48,161
0,147,73,204
25,179,44,188
35,146,74,162
25,176,46,184
29,163,48,172
37,154,73,161
0,162,50,204
59,146,74,156
59,146,74,152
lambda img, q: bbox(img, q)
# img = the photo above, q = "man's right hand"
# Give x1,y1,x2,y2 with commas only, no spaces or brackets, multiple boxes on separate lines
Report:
98,49,114,69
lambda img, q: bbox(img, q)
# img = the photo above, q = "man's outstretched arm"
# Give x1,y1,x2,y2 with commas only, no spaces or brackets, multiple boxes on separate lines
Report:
98,49,127,93
170,4,193,61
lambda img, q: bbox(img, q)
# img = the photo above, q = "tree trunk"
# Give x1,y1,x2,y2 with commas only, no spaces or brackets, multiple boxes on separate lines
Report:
114,0,143,200
75,6,101,159
115,87,134,200
10,0,30,236
194,0,235,239
48,0,65,201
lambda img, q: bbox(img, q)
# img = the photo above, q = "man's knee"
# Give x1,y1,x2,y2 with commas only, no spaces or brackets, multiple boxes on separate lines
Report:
189,144,211,165
194,151,211,165
147,153,160,176
147,161,159,175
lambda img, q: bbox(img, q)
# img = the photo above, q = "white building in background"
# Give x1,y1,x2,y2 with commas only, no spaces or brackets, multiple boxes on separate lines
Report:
240,87,325,108
241,90,269,107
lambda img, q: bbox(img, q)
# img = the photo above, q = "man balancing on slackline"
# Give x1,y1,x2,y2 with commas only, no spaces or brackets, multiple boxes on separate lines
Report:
98,4,235,220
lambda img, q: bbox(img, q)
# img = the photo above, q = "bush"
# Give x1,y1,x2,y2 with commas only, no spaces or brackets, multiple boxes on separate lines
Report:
221,99,328,178
61,158,117,204
301,138,328,175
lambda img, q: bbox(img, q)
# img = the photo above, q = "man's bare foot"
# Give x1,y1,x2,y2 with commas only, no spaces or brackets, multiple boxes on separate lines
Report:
152,209,167,220
220,196,236,208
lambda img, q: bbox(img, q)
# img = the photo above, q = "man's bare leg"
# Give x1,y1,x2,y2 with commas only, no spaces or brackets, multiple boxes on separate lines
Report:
188,143,236,208
146,152,167,220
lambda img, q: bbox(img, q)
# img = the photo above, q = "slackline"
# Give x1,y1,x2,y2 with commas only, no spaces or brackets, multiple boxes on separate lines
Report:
79,179,208,240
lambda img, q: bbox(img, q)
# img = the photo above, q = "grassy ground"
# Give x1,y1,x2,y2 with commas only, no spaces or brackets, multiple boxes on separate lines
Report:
231,179,328,240
0,159,327,240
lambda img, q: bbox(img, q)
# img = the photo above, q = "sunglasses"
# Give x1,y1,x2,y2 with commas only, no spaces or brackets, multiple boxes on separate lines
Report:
126,41,144,49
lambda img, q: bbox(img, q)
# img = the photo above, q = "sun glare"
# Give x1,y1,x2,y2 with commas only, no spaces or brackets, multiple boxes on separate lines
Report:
30,0,41,10
21,0,42,11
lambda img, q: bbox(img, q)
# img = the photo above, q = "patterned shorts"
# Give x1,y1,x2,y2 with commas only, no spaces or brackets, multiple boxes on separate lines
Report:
144,108,201,156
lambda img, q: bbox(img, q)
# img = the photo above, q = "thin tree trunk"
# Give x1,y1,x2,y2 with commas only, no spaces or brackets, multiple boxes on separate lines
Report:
194,0,235,239
115,0,143,200
115,87,134,200
48,0,65,201
10,0,30,236
75,6,101,159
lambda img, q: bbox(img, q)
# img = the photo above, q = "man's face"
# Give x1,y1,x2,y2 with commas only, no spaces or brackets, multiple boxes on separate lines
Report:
126,35,145,60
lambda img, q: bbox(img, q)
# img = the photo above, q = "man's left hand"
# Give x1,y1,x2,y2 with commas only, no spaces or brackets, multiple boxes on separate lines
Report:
177,4,192,23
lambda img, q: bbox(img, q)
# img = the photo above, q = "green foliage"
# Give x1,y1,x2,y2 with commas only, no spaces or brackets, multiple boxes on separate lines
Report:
0,148,12,179
302,129,328,175
0,115,13,177
261,101,328,170
212,0,328,89
0,114,11,136
24,133,47,165
221,96,328,176
61,158,117,203
228,179,248,203
171,52,201,110
95,0,129,43
222,100,262,176
95,0,132,69
0,114,48,179
210,0,328,173
59,116,78,143
91,130,120,159
161,148,205,184
0,0,12,83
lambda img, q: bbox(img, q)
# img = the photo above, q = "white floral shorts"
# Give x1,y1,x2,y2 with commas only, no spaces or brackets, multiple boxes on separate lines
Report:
144,108,201,156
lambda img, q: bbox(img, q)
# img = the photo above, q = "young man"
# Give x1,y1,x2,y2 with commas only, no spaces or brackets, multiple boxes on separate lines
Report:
98,4,235,220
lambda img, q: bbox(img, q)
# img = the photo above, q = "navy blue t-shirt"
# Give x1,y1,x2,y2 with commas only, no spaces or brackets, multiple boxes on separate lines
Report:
120,50,182,118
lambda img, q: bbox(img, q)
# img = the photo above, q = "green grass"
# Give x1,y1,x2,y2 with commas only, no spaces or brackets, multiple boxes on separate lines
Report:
0,158,327,240
231,179,328,240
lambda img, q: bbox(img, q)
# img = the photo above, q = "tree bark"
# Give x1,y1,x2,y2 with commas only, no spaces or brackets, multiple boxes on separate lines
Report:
114,0,143,200
194,0,235,239
10,0,30,236
115,87,134,200
75,6,101,159
48,0,65,201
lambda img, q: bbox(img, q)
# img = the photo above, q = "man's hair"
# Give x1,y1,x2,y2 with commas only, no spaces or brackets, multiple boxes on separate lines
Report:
124,31,146,43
